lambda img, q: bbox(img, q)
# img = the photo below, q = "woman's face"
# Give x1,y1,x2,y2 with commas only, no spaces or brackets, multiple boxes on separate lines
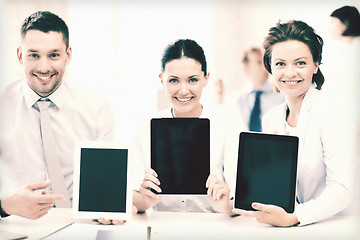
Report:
160,57,208,117
271,40,318,100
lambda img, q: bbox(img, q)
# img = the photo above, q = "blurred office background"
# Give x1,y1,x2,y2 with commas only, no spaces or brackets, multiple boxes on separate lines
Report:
1,0,359,142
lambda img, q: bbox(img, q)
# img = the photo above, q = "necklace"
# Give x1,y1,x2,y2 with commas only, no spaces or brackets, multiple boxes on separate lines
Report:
170,105,203,118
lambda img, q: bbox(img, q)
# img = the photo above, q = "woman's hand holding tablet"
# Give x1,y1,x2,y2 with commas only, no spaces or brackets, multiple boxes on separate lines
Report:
135,168,162,212
232,203,299,227
206,174,233,215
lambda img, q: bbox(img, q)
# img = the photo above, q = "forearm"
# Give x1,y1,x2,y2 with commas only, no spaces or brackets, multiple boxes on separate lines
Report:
296,184,352,225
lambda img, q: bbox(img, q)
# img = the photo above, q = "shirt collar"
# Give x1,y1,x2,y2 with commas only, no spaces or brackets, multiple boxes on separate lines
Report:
22,80,67,109
252,80,273,94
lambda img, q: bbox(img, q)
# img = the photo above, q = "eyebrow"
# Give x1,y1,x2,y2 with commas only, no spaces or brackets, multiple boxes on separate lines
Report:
274,57,308,61
295,57,307,61
27,49,61,53
188,75,200,78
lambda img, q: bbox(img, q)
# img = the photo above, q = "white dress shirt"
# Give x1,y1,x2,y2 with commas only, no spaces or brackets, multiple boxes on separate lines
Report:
262,84,357,225
131,106,239,212
0,80,115,201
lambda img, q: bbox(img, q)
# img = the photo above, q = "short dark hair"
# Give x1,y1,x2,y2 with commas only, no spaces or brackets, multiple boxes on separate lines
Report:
263,20,324,90
21,11,69,49
161,39,207,76
330,6,360,37
242,47,262,64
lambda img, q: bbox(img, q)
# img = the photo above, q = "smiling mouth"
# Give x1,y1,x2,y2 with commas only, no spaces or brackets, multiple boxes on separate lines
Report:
175,96,194,102
281,80,303,85
33,73,56,83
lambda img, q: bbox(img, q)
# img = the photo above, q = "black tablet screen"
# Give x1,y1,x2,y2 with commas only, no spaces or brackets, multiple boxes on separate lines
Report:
235,132,298,213
78,148,128,212
151,118,210,194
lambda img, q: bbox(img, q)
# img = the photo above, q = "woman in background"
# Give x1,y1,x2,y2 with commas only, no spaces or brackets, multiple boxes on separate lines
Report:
325,5,360,161
325,5,360,97
208,20,357,227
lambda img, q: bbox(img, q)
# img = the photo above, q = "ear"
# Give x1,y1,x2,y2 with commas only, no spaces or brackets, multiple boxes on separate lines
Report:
17,47,23,64
65,46,72,65
313,62,319,74
159,73,164,87
203,72,210,88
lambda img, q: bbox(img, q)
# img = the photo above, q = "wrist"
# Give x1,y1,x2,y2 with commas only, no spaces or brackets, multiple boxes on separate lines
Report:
222,199,235,215
288,213,300,226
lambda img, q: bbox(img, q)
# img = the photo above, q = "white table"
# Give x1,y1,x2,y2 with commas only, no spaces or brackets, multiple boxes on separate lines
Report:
1,208,359,240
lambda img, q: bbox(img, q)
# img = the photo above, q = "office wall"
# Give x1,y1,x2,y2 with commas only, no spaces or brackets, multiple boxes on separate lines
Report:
1,0,359,141
68,0,213,142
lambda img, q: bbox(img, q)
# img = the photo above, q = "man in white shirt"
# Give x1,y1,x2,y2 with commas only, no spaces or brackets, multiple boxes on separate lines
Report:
0,11,115,219
227,47,284,132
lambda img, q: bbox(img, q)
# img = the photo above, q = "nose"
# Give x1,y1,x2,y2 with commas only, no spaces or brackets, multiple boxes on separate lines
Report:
179,82,190,95
284,64,296,78
37,57,51,74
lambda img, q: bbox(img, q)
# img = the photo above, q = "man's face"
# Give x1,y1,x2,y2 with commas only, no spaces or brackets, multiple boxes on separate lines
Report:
244,51,269,86
17,30,71,97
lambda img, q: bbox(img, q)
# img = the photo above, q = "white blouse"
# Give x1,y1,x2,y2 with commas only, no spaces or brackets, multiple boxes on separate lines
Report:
262,85,358,225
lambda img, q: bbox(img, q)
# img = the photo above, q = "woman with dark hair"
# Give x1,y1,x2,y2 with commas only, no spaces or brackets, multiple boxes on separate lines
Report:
208,20,357,227
325,5,360,120
330,6,360,37
132,39,241,213
326,6,360,165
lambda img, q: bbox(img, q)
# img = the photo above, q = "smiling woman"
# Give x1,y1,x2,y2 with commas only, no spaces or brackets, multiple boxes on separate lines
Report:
131,39,243,214
159,39,209,118
235,20,357,227
206,19,357,227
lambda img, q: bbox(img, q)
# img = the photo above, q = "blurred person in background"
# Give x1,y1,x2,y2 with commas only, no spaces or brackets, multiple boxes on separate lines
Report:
226,47,284,132
325,5,360,163
324,5,360,109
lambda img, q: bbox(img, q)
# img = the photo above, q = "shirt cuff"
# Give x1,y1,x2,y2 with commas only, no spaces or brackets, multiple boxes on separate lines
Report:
0,199,10,218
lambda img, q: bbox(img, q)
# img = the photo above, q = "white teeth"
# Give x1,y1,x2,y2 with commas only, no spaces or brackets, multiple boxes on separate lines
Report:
283,80,301,85
177,97,192,102
35,74,52,80
39,76,50,80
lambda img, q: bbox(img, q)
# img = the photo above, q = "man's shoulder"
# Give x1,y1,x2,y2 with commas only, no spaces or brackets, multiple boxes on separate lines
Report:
0,80,23,99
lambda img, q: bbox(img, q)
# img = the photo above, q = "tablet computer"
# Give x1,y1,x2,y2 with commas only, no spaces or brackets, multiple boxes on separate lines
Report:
73,141,132,220
234,132,298,213
151,118,210,195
